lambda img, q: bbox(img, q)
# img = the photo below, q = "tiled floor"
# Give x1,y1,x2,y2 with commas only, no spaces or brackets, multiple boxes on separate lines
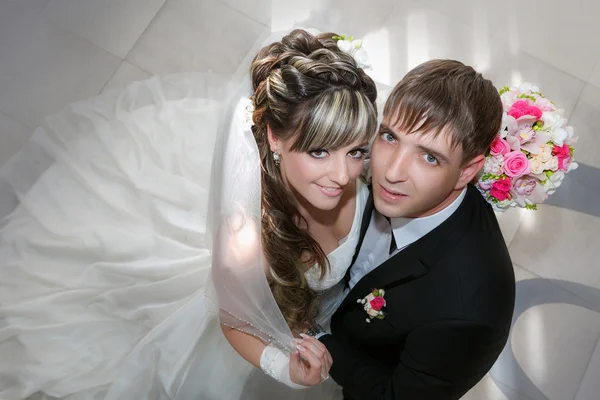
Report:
0,0,599,399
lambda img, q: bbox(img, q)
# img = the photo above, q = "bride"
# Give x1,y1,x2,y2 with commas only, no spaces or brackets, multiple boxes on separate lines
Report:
0,29,380,399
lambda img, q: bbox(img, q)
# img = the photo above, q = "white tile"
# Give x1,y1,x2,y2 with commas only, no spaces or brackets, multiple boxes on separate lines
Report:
127,0,266,76
462,374,533,400
271,0,397,36
102,61,152,93
42,0,165,58
575,336,600,400
497,0,600,81
7,0,49,13
510,303,600,400
568,84,600,171
219,0,271,25
495,209,524,248
422,0,600,81
484,48,585,119
0,112,32,167
589,61,600,90
0,2,121,129
490,265,600,400
418,0,510,36
509,179,600,300
364,1,491,86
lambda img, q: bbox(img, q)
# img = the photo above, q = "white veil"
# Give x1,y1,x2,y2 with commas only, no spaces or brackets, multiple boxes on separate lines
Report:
205,79,295,352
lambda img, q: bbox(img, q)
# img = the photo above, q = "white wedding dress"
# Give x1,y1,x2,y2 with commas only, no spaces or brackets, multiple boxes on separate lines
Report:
0,71,370,400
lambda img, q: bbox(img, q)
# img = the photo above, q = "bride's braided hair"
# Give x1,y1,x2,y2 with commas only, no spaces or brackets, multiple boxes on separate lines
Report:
250,29,377,332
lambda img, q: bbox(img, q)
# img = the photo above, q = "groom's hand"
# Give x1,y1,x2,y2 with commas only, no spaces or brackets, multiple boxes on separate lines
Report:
289,335,333,386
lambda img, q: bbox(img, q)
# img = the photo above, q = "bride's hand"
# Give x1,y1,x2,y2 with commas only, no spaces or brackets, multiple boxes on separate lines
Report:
289,336,333,386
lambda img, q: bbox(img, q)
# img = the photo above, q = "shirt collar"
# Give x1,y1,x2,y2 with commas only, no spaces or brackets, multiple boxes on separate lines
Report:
390,187,467,251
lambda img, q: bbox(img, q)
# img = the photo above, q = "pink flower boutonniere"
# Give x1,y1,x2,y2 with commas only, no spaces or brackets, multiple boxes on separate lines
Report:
357,289,386,323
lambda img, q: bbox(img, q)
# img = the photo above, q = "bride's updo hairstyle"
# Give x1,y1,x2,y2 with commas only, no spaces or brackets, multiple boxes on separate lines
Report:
250,29,377,332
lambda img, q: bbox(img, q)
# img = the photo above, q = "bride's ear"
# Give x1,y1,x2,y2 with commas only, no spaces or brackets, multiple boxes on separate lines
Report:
267,125,279,153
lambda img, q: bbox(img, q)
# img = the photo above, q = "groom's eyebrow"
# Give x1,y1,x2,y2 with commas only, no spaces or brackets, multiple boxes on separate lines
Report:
416,144,450,164
380,123,451,164
378,123,397,137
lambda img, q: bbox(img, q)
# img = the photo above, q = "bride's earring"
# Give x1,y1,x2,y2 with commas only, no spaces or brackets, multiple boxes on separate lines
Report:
272,151,280,166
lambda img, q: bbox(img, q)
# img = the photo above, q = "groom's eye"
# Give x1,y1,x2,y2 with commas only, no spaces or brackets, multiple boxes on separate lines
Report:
423,153,439,165
380,131,396,143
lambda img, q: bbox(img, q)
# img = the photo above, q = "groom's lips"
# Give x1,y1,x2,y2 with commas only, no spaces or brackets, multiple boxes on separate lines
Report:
378,183,407,202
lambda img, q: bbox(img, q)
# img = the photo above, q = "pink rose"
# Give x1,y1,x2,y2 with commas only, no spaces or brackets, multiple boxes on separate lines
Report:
490,137,511,156
508,100,543,120
370,296,386,311
490,187,511,201
492,177,512,192
503,151,531,177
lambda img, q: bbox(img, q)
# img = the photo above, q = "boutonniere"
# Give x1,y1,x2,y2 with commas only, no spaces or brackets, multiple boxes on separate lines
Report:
357,289,386,323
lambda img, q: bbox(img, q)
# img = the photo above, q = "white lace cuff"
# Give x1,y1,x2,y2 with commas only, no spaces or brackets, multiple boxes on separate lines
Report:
259,344,308,389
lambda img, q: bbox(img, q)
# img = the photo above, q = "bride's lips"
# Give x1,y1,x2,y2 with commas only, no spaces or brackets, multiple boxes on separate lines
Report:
316,183,343,198
378,183,407,202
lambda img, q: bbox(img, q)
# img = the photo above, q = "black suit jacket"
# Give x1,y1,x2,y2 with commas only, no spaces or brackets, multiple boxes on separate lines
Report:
320,185,515,400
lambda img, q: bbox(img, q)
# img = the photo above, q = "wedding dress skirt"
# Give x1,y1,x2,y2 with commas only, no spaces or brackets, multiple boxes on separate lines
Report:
0,73,343,400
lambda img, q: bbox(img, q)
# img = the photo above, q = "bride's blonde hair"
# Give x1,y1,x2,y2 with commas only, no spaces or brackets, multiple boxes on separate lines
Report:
250,29,378,332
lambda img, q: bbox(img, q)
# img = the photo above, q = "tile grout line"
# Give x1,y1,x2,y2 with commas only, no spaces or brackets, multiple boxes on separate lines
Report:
100,0,173,93
214,0,269,28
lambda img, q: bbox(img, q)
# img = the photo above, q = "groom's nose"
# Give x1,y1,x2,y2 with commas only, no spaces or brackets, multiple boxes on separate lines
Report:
384,148,409,183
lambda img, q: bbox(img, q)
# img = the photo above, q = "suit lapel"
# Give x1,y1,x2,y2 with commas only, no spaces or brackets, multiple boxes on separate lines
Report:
340,184,480,312
350,188,374,266
340,244,427,311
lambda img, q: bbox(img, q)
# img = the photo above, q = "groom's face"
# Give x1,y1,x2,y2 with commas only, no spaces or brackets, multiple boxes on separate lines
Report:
370,120,470,219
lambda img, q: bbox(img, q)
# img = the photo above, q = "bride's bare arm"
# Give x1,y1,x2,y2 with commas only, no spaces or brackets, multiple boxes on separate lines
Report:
215,215,331,387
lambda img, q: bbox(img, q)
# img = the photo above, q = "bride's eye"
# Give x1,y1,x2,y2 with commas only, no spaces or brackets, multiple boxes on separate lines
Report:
309,149,329,159
348,148,369,159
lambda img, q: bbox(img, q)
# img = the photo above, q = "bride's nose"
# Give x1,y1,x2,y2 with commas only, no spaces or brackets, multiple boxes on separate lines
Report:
328,155,350,186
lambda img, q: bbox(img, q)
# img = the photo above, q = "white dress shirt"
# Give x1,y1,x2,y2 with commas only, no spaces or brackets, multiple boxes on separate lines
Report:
347,187,467,290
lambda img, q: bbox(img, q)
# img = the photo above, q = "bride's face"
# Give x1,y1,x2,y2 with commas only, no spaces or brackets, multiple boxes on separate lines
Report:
275,138,369,211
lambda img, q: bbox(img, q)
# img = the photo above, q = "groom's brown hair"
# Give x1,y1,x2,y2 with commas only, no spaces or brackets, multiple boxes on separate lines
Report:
383,59,503,163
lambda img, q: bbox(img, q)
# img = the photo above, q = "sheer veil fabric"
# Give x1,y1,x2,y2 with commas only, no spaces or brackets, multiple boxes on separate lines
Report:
0,29,362,399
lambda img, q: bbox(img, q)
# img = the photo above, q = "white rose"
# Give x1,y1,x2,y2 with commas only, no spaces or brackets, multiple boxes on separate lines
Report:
337,39,353,54
352,39,363,49
353,48,371,69
539,144,553,163
545,156,559,172
529,157,545,175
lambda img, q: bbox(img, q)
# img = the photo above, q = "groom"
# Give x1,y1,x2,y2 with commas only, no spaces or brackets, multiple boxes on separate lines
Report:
315,60,516,399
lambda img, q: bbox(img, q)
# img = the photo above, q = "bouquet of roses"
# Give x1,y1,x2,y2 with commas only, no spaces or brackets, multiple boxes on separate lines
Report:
476,83,578,211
